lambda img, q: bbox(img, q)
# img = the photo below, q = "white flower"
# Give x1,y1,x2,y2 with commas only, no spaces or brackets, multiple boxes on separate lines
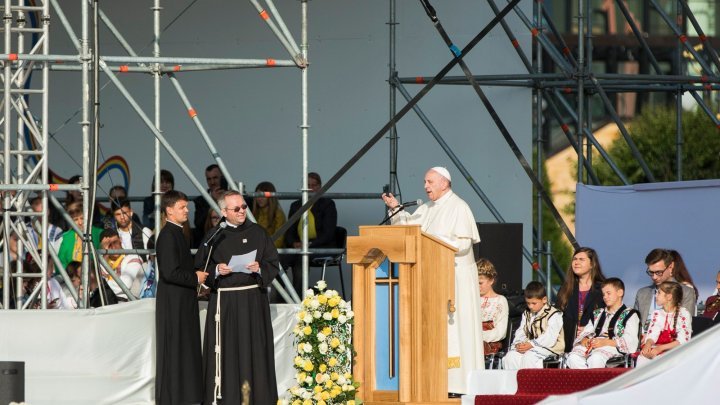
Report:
316,280,327,290
324,290,334,299
310,299,320,309
346,310,355,319
303,314,313,324
338,376,347,385
317,332,326,342
319,342,328,354
323,312,332,320
304,377,313,386
313,311,322,319
305,289,315,297
303,343,313,353
338,315,347,324
339,344,346,352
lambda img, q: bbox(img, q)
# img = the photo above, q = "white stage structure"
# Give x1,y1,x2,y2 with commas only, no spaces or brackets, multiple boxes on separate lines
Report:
0,300,299,404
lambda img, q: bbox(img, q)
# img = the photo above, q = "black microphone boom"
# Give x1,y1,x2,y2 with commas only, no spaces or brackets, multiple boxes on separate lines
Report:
203,222,227,247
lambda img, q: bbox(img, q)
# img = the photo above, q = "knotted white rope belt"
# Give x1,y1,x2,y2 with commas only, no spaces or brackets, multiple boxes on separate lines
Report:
213,284,259,404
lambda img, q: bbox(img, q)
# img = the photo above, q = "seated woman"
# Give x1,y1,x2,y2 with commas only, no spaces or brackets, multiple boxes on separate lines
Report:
252,181,286,249
702,270,720,321
637,281,692,367
555,247,607,352
477,258,509,355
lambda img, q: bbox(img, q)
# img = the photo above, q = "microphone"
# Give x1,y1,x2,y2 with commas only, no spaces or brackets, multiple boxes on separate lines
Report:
398,199,423,209
203,221,227,247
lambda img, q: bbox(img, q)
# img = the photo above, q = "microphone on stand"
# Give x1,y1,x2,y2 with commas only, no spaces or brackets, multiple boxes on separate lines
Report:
379,199,423,225
398,199,423,209
203,220,227,248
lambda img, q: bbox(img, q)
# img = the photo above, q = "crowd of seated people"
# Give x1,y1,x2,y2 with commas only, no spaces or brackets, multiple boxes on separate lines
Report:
0,166,343,308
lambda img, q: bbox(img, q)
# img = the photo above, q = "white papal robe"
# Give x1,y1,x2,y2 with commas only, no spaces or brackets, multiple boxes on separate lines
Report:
391,190,483,394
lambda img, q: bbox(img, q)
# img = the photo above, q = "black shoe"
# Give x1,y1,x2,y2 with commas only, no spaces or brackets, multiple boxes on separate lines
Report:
448,392,462,398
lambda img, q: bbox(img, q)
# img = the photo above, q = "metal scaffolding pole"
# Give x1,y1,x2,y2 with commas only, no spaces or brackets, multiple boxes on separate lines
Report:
300,0,310,295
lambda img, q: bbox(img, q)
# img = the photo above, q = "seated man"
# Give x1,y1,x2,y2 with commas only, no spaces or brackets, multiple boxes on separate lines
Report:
101,185,143,228
283,172,337,294
109,199,156,297
634,248,697,333
503,281,564,369
99,229,144,301
566,278,640,369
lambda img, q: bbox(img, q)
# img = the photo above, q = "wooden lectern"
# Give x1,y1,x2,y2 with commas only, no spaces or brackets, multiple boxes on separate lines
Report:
347,225,458,404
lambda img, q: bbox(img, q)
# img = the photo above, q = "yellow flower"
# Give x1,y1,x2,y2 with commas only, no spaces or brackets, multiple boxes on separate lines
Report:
292,400,302,405
319,363,327,372
297,311,306,320
318,400,326,405
322,326,332,336
330,337,340,348
317,294,328,304
328,296,340,307
347,401,355,405
328,357,337,367
313,385,322,393
303,400,312,405
330,372,339,381
303,326,312,335
344,372,352,379
303,360,314,372
321,391,330,400
331,308,340,318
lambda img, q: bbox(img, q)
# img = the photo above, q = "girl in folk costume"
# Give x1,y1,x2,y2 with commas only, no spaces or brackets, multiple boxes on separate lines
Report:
637,281,692,366
566,278,640,369
477,258,509,354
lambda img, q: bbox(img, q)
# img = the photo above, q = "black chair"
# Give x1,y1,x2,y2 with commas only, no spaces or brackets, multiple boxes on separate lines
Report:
310,226,347,299
691,316,716,337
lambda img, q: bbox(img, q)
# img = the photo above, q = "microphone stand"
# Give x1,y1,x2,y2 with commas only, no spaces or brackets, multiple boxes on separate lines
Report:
198,225,225,295
379,205,406,225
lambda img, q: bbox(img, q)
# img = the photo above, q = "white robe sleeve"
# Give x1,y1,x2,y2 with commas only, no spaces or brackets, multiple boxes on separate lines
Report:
676,308,692,344
574,316,597,345
614,313,640,354
389,204,426,225
511,312,529,348
644,310,662,344
531,312,563,350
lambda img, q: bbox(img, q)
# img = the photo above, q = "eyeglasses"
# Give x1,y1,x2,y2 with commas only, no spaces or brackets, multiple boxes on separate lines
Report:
646,265,669,277
224,203,248,213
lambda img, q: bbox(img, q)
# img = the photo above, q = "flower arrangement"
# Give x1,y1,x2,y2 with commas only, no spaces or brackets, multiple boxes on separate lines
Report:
279,280,359,405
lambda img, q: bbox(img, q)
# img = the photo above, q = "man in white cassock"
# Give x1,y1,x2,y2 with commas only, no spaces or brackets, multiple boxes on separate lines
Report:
382,166,483,396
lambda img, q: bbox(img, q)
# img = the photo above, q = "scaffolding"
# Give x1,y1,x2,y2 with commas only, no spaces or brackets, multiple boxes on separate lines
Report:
2,0,718,310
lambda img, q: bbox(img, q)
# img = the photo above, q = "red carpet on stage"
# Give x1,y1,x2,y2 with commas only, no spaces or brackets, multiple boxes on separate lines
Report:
474,368,629,405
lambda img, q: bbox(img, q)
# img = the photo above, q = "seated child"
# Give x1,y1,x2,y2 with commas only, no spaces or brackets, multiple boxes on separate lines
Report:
477,258,509,354
503,281,564,369
566,278,640,369
637,281,692,367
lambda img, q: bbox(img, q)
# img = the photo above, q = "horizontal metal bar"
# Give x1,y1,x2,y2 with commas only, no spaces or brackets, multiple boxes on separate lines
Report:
0,184,82,191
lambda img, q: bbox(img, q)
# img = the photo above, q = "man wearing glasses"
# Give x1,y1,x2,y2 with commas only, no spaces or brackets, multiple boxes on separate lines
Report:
634,248,697,332
195,190,280,405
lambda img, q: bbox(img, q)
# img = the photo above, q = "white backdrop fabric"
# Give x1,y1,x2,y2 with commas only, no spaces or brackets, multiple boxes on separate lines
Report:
540,323,720,404
0,300,299,404
575,180,720,305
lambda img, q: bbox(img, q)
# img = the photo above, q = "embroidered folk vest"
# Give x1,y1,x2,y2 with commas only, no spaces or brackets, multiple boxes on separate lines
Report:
591,305,639,339
523,305,565,354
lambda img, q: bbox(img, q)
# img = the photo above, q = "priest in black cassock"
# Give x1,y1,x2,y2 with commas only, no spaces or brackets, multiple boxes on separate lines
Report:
196,190,280,404
155,190,207,405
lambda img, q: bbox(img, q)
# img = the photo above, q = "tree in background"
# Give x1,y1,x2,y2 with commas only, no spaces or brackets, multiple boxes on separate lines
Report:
593,106,720,185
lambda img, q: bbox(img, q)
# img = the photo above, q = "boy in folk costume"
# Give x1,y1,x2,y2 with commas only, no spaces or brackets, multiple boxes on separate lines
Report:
566,278,640,369
503,281,564,369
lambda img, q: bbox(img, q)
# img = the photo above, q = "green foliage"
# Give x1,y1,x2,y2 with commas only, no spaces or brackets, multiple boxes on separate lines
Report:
593,107,720,185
